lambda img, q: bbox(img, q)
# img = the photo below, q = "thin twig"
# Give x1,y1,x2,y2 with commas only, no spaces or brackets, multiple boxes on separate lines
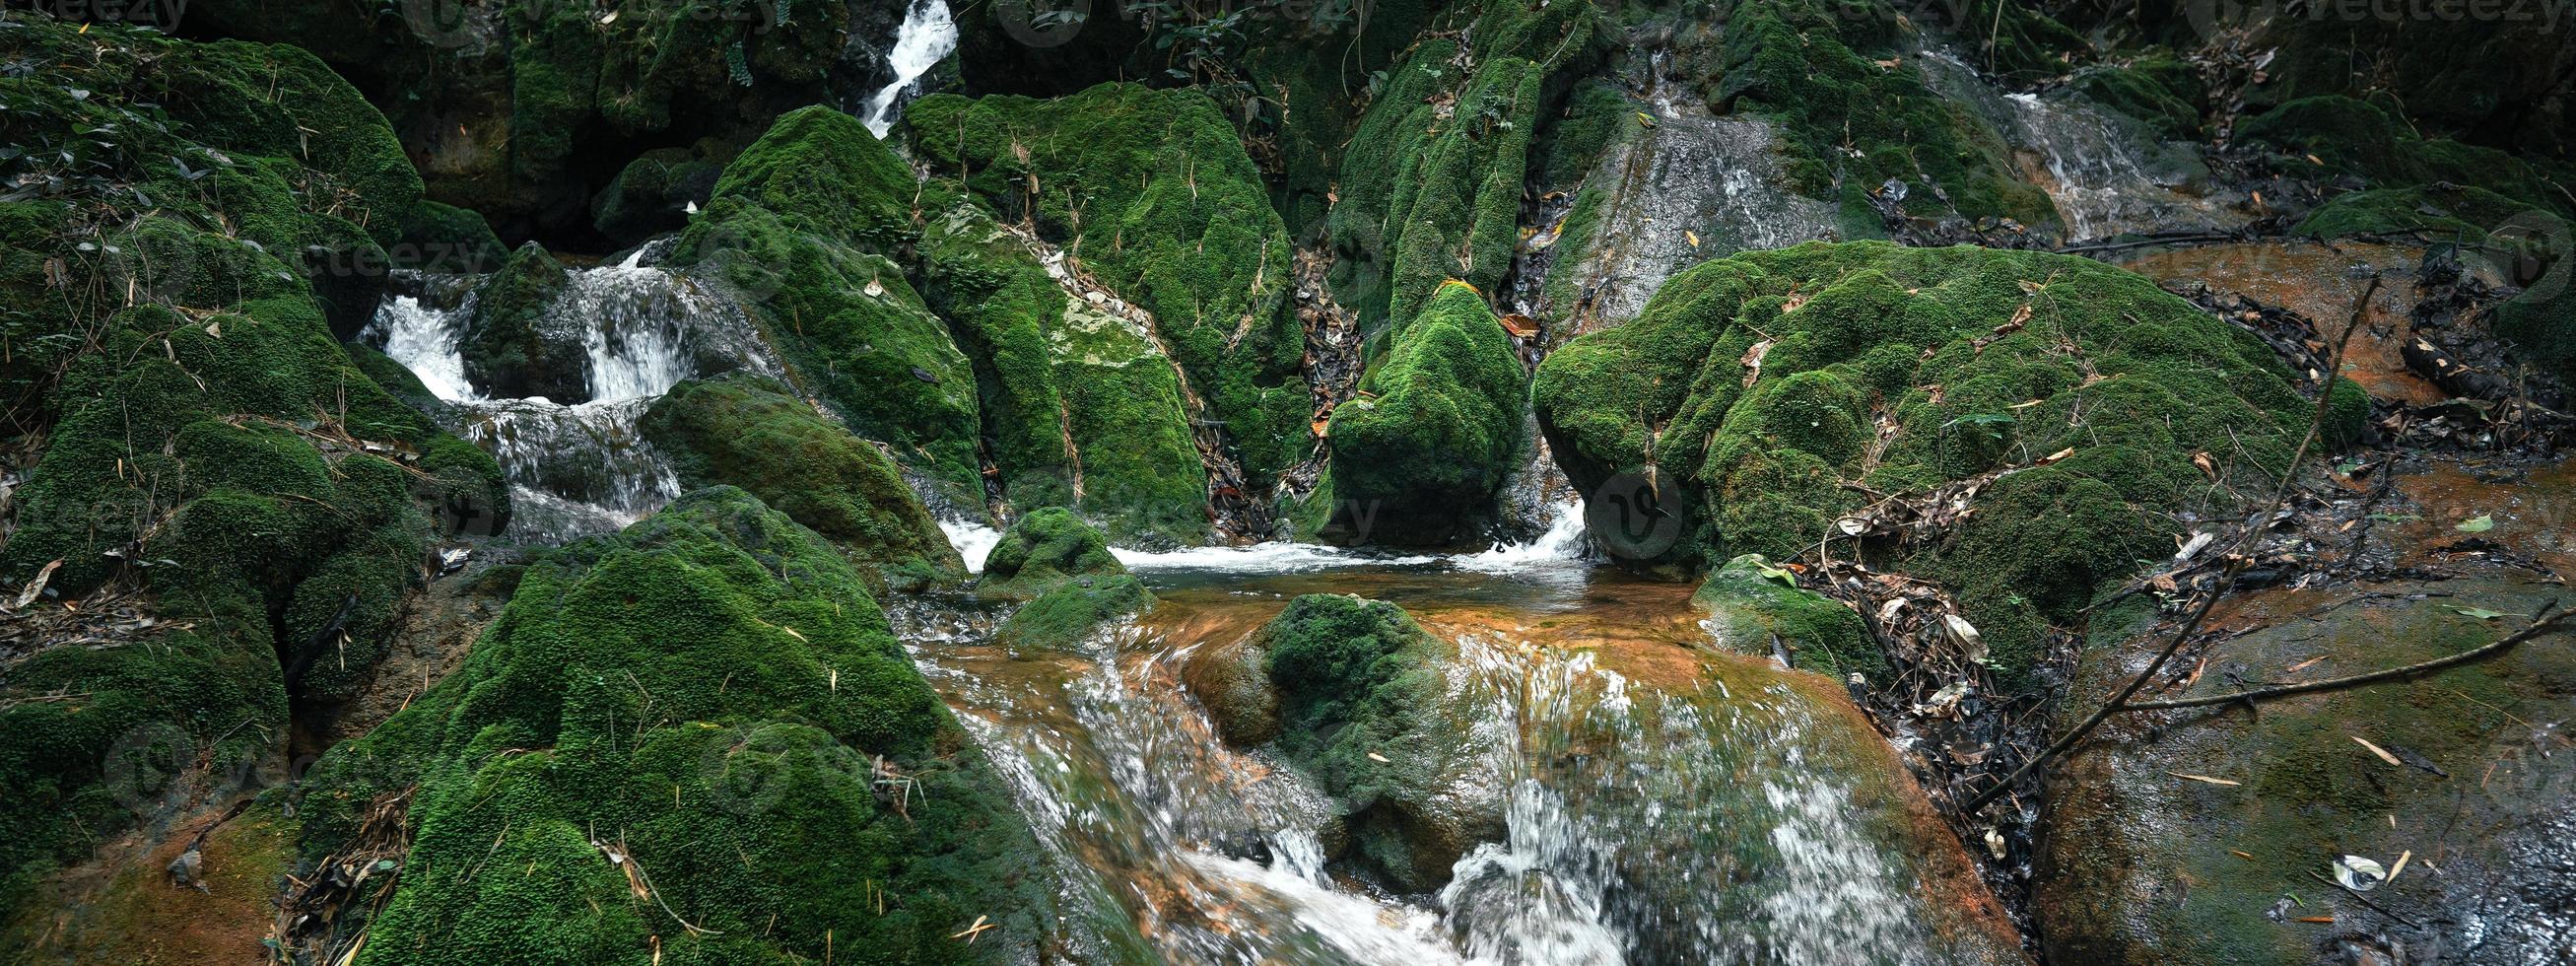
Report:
1961,275,2379,815
2127,603,2570,711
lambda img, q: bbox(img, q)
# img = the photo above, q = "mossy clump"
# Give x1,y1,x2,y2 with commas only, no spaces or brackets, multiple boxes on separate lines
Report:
457,242,581,401
1313,281,1527,546
392,200,509,274
1535,242,2313,684
641,374,965,590
1324,0,1603,337
2289,184,2538,242
993,575,1156,655
917,196,1210,546
674,107,985,507
290,488,1058,963
2236,97,2576,217
976,507,1125,601
905,84,1310,484
1703,0,2057,230
2066,58,2203,140
1260,594,1497,893
1695,554,1881,679
589,144,727,246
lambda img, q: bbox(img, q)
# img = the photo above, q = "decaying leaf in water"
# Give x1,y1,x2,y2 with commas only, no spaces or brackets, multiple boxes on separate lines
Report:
2456,514,2495,533
2333,855,2387,891
2454,607,2510,620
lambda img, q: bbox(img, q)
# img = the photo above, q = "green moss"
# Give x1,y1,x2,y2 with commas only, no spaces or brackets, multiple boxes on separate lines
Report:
993,575,1155,654
590,144,726,246
1323,1,1603,337
1705,0,2056,229
2290,184,2537,241
294,488,1059,963
674,109,985,507
2067,59,2203,140
1259,594,1472,892
1534,242,2312,685
2237,97,2576,217
1314,281,1527,546
1695,554,1881,679
642,374,966,591
906,84,1309,484
392,200,509,274
917,196,1210,546
976,507,1125,602
457,242,579,401
0,20,502,914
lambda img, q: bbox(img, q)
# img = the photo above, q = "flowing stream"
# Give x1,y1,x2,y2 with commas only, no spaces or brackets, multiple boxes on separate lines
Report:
897,529,2012,964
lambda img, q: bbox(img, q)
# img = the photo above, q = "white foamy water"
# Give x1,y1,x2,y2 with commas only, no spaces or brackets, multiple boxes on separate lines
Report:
941,518,1003,572
1453,499,1588,574
861,0,957,139
367,292,479,401
1113,540,1442,573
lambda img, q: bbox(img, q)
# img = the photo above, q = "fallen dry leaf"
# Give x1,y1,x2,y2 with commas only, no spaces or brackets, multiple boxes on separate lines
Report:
2352,735,2404,767
2170,772,2241,787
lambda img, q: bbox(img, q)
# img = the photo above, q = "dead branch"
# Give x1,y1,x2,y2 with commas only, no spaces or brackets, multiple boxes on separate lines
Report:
2125,603,2571,711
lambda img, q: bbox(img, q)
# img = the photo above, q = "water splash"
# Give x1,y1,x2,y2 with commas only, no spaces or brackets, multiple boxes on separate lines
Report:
861,0,957,139
365,284,480,401
1453,500,1588,575
941,518,1003,572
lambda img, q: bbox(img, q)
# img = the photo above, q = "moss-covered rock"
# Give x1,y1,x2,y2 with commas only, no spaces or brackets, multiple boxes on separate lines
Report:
2237,97,2575,218
993,575,1156,655
291,487,1057,963
0,17,505,917
589,143,728,246
906,83,1310,484
976,507,1125,602
641,374,965,590
1535,242,2314,683
457,242,582,401
1323,0,1603,337
1258,594,1504,893
1310,281,1527,546
1695,553,1881,679
2038,576,2576,964
917,196,1210,547
675,107,986,508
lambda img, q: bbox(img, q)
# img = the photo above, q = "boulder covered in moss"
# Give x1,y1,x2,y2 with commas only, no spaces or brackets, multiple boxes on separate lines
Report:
1257,594,1506,893
2038,575,2576,965
976,507,1124,601
1535,242,2315,683
457,242,583,401
589,144,728,247
1309,281,1527,546
906,83,1310,484
992,574,1156,655
0,16,504,917
290,487,1058,962
641,373,964,590
917,196,1210,547
1695,553,1881,680
675,106,985,508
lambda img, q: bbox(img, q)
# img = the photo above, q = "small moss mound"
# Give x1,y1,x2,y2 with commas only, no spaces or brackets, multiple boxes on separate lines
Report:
1312,281,1528,546
1259,594,1496,893
976,507,1126,601
293,488,1057,963
1535,242,2314,683
641,374,965,590
993,575,1155,655
1694,554,1881,680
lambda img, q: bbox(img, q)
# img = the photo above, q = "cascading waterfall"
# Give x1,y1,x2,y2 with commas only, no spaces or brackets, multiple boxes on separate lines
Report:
862,0,958,139
363,246,776,543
